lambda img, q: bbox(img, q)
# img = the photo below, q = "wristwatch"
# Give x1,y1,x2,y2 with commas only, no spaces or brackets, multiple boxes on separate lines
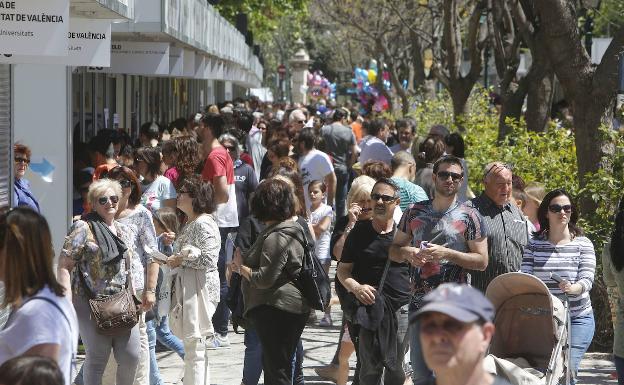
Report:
145,288,157,294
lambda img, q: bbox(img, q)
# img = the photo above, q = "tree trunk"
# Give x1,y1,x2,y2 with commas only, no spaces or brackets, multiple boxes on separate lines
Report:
497,83,527,142
532,0,624,215
525,70,554,132
449,81,472,130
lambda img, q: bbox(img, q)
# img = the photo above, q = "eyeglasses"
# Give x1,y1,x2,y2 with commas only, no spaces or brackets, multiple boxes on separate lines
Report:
436,171,463,182
420,318,475,335
14,157,30,164
119,179,132,188
97,195,119,205
371,193,397,203
548,204,572,214
483,163,513,179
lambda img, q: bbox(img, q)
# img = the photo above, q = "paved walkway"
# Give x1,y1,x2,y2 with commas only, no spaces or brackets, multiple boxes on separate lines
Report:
77,307,618,385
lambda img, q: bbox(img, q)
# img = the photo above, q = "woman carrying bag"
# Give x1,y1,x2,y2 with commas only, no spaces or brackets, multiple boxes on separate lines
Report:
57,179,146,385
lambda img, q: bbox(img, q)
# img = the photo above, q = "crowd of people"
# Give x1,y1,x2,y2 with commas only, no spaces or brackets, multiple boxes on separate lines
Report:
2,96,623,385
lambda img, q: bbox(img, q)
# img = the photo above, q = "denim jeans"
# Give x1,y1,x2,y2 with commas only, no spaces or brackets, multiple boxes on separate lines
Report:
409,318,433,384
570,312,595,385
212,227,237,336
334,168,349,218
243,329,263,385
156,316,185,358
615,355,624,385
147,320,164,385
358,304,409,385
292,340,304,385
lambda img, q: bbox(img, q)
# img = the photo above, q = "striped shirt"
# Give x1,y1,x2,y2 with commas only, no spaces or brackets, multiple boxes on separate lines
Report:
465,194,530,292
521,236,596,317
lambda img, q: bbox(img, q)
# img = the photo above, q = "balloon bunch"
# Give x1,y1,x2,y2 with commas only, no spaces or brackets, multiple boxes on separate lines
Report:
347,60,391,114
306,70,336,102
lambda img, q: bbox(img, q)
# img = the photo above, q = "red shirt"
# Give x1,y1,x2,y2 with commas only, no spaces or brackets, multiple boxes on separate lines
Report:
201,146,235,184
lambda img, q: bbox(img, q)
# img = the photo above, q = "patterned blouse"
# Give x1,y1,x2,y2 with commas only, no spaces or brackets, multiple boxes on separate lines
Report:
61,220,145,298
173,214,221,303
117,205,159,268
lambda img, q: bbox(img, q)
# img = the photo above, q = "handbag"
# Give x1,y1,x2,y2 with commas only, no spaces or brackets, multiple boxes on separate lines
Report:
79,250,141,336
286,224,332,311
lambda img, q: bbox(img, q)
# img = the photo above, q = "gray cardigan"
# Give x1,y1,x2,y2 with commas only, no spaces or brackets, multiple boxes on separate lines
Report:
242,220,310,315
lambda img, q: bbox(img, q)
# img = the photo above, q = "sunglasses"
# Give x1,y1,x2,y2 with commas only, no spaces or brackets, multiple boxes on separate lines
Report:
548,204,572,214
14,157,30,164
483,163,513,179
436,171,463,182
119,179,132,188
371,193,397,203
97,195,119,205
223,145,235,152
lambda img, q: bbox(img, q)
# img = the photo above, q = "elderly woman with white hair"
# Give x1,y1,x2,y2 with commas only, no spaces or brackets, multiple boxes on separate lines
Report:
57,179,145,385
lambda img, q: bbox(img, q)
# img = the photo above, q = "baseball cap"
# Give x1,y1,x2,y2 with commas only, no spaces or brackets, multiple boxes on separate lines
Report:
411,283,494,324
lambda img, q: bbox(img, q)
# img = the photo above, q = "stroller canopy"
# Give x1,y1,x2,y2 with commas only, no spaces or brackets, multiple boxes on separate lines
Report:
485,272,567,371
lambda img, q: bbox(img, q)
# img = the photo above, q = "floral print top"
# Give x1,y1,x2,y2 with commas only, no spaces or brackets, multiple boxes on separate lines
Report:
117,204,159,268
61,220,145,298
173,214,221,303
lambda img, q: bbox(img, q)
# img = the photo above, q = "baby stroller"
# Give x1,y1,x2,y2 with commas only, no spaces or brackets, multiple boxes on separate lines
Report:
484,272,572,385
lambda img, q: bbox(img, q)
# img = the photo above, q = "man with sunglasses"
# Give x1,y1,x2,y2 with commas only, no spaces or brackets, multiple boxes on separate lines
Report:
412,283,512,385
390,155,488,385
465,162,529,292
338,178,410,385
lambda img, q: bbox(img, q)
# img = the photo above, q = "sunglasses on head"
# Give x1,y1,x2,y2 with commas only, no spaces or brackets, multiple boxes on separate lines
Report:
436,171,463,182
14,157,30,164
371,193,397,203
548,204,572,214
119,179,132,188
483,163,513,179
98,195,119,205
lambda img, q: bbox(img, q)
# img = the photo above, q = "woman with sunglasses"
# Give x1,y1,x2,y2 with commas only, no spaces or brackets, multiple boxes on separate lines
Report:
107,166,161,385
57,178,145,385
134,146,177,213
13,143,40,212
521,189,596,384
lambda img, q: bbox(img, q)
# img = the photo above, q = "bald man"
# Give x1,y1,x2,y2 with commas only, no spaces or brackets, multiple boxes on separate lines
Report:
465,162,530,292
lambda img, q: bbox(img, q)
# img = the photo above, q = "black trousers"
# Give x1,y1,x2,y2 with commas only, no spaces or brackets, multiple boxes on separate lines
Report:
248,305,309,385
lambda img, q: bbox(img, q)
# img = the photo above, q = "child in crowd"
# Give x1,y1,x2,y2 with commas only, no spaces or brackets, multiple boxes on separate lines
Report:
152,207,185,359
512,187,537,236
308,180,334,327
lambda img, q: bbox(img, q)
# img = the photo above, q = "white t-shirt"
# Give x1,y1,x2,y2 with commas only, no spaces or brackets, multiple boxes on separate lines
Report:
359,136,394,166
298,149,334,210
0,286,79,385
310,203,333,262
141,175,177,213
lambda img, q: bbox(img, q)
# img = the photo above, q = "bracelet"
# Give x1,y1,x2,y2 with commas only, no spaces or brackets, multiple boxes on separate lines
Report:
145,288,156,294
344,224,355,234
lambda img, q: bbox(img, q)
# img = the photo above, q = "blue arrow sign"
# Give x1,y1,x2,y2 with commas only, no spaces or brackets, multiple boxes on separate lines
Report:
29,158,55,178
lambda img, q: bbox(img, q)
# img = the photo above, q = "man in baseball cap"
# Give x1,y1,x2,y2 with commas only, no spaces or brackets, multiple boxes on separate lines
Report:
411,283,511,385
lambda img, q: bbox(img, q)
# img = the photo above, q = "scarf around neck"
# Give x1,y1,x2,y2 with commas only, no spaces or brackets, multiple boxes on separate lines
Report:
85,212,128,264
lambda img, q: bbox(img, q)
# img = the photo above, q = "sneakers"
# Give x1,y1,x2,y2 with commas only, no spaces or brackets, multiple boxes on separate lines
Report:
206,333,230,349
319,313,333,327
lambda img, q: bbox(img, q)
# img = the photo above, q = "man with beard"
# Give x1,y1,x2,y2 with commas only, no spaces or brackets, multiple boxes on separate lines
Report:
338,178,411,385
389,155,488,385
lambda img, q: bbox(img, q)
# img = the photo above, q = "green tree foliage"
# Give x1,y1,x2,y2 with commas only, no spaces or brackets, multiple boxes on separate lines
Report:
593,0,624,37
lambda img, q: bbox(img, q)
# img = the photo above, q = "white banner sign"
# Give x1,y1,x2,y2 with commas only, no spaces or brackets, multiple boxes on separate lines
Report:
0,18,111,66
0,0,69,56
90,42,170,75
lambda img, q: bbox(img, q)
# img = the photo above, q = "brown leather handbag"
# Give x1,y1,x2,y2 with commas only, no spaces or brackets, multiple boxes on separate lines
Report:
79,251,141,336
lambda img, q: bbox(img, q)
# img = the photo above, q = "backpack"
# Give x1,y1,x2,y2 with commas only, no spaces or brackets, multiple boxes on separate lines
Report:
286,224,332,311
